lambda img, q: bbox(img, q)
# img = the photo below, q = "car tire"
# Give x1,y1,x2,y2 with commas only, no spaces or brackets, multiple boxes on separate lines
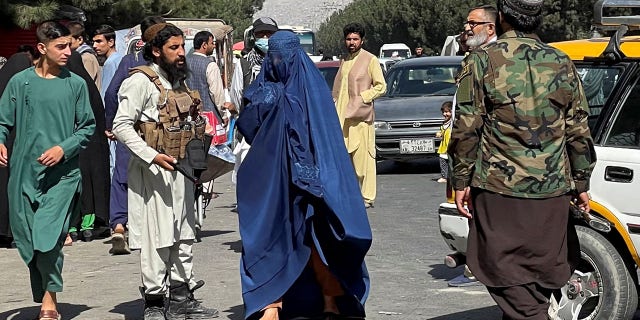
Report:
557,226,638,320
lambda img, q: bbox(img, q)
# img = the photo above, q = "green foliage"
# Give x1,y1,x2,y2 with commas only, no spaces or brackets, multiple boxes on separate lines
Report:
2,0,264,39
542,0,596,41
317,0,599,57
4,0,59,29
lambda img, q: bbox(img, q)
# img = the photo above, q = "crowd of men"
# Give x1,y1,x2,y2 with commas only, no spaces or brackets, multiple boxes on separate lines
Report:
0,0,596,319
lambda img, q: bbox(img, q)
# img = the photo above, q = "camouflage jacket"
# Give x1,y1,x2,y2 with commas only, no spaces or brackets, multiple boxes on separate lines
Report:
448,30,596,198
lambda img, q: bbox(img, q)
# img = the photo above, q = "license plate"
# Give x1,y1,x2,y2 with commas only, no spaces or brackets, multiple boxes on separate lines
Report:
400,139,434,154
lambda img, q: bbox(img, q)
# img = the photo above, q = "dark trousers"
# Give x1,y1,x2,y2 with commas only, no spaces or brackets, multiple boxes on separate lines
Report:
109,142,130,229
488,284,552,320
468,189,572,320
439,157,448,178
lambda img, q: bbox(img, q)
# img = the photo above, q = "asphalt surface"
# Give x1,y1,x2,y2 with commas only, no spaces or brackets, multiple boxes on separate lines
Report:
0,159,569,319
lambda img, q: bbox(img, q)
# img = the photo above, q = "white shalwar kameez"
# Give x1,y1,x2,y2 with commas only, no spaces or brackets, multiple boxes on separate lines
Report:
113,63,197,295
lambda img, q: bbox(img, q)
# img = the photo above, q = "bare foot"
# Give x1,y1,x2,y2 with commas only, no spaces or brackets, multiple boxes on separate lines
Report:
259,307,279,320
63,234,72,246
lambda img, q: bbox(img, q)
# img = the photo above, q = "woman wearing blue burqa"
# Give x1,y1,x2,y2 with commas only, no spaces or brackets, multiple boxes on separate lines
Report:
236,31,372,320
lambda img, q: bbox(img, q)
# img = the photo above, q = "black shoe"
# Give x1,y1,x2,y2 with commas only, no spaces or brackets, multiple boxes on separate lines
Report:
82,229,93,242
191,280,205,292
167,282,219,319
144,294,166,320
144,306,166,320
0,236,13,248
69,231,79,242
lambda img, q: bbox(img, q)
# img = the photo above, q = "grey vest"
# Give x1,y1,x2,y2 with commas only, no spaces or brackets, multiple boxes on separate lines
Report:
186,53,216,112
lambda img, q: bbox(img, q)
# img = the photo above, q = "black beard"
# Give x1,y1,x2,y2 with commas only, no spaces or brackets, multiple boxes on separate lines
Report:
159,55,189,83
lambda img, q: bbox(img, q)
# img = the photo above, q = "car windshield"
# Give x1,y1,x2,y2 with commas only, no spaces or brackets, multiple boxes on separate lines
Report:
575,64,622,131
386,64,459,97
381,49,411,58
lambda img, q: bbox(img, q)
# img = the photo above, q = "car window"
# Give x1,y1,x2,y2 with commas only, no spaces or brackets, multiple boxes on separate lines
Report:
297,32,314,55
318,66,339,89
386,65,459,96
381,49,410,59
604,76,640,148
575,65,621,131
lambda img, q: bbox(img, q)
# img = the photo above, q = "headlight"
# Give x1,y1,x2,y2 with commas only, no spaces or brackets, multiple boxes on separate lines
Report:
374,121,391,130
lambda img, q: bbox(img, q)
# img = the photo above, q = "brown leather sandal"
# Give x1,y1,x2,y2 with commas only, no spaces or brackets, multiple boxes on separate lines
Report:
39,310,61,320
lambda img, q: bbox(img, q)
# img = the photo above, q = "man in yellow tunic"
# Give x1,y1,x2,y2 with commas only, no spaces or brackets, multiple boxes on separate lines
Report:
332,23,386,208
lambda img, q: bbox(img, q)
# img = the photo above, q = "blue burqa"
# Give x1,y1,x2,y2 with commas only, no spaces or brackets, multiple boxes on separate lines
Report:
236,31,372,319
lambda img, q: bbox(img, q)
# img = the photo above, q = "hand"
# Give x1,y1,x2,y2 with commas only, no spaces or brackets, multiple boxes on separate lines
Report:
454,187,473,219
37,146,64,167
153,153,177,171
436,131,442,138
0,144,7,167
105,130,117,141
575,191,591,213
224,102,237,114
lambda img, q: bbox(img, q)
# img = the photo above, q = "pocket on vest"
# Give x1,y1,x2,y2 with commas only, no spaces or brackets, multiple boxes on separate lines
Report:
345,96,373,121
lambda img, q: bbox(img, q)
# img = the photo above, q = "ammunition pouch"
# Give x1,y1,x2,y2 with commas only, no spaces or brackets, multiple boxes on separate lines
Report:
130,65,207,160
185,137,208,171
136,116,206,160
135,121,161,151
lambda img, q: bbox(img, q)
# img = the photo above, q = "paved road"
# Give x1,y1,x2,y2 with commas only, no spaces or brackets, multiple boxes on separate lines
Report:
0,159,577,319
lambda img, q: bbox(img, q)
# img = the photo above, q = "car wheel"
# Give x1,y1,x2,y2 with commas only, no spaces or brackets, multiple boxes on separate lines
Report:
556,226,638,320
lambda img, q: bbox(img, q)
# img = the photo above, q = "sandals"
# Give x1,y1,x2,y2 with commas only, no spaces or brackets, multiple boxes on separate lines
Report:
39,310,61,320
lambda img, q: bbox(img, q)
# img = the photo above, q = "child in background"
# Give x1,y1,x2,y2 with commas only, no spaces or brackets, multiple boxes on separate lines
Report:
436,101,453,183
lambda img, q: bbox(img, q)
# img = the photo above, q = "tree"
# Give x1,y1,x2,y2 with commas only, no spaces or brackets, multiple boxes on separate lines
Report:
0,0,264,37
317,0,599,57
541,0,598,41
0,0,61,29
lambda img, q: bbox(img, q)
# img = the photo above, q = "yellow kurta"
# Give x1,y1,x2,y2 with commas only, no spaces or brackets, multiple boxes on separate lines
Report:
334,50,386,204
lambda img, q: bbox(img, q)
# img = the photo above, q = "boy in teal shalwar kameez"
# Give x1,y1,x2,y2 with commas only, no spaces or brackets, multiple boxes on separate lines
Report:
0,21,95,320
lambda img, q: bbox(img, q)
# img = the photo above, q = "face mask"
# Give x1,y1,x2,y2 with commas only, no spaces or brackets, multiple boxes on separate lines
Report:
255,38,269,53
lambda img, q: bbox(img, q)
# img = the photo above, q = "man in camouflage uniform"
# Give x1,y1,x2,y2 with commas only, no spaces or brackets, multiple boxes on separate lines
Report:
448,0,596,319
447,4,499,288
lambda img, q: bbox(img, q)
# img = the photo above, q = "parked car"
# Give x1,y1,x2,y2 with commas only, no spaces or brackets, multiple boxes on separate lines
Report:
379,43,412,59
374,56,462,161
439,1,640,319
315,60,341,90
